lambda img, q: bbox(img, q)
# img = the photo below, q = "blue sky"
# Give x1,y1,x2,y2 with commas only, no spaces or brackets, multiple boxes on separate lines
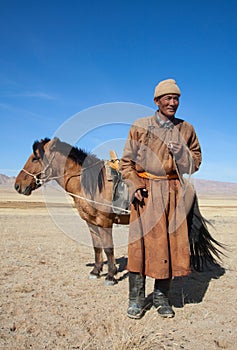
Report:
1,0,237,182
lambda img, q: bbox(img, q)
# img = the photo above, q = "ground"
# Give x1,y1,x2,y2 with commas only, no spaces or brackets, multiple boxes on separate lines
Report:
0,185,236,350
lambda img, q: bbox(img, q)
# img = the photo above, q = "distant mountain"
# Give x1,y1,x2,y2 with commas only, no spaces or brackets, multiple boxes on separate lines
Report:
0,174,16,186
192,178,237,196
0,173,237,196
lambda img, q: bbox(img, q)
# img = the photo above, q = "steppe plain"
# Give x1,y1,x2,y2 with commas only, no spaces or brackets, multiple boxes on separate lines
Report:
0,180,237,350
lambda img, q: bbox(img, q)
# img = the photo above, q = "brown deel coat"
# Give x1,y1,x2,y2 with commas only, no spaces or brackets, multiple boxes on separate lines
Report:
120,115,202,279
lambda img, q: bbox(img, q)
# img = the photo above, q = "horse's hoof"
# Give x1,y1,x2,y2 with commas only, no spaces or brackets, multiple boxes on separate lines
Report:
104,278,117,286
88,274,99,280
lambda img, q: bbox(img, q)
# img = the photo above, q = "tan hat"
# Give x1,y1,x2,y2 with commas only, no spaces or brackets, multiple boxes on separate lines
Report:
154,79,181,99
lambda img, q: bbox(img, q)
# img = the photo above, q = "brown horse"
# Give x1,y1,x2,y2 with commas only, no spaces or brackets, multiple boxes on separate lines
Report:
15,137,224,285
15,137,130,285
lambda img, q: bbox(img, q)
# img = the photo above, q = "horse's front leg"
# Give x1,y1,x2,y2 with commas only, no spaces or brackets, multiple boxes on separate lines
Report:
87,223,104,279
98,226,118,286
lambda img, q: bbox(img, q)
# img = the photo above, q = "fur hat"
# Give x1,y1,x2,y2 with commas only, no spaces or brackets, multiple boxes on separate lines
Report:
154,79,181,99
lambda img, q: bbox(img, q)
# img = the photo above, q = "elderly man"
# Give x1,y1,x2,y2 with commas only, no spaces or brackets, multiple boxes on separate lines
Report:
119,79,202,319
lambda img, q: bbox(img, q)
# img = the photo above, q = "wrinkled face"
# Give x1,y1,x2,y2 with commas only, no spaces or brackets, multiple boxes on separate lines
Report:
155,94,179,118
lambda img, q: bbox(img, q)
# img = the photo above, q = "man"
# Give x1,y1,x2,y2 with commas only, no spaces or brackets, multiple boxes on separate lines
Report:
119,79,202,319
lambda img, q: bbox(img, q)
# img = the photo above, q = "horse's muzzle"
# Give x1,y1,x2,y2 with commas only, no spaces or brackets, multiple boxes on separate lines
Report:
14,182,32,196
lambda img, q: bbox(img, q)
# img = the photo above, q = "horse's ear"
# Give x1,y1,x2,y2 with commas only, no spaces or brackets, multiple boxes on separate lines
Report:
33,140,40,155
48,137,60,151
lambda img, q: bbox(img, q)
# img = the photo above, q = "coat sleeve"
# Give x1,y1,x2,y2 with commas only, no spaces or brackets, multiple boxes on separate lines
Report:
175,124,202,175
119,125,146,201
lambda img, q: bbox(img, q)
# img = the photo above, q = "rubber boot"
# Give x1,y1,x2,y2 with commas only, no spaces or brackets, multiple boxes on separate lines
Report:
153,278,175,318
127,272,146,319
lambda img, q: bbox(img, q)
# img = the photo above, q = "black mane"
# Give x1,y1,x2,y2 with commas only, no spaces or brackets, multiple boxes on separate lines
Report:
33,137,104,196
33,138,50,159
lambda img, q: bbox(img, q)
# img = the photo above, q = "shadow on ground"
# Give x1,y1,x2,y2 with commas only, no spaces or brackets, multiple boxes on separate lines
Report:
86,257,225,309
170,262,225,307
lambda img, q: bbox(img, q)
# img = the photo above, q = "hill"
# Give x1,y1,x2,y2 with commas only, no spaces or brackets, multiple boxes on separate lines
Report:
1,173,237,196
0,174,16,186
192,178,237,196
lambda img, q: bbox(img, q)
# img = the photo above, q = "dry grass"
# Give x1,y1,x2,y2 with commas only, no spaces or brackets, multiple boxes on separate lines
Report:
0,187,237,349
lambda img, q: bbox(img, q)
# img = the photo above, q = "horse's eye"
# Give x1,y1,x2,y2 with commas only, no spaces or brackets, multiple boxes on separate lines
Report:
32,157,39,163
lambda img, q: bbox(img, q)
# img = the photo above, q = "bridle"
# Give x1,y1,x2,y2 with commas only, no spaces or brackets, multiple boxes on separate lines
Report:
21,150,103,187
22,151,62,186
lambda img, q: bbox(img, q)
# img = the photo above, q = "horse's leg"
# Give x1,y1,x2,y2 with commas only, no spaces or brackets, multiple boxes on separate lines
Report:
98,226,118,286
87,223,104,279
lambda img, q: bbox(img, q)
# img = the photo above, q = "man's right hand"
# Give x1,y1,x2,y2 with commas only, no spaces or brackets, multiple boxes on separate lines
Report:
134,189,148,202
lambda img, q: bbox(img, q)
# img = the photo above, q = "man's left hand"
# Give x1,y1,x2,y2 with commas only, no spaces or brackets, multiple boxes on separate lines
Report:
168,141,183,157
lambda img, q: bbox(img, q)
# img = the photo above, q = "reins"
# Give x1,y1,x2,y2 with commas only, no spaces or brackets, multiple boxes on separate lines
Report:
63,189,131,214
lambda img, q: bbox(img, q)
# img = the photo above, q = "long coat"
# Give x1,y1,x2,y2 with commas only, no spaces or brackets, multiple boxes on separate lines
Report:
119,114,202,279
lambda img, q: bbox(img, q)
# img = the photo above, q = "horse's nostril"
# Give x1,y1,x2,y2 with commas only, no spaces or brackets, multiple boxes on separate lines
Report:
15,183,21,193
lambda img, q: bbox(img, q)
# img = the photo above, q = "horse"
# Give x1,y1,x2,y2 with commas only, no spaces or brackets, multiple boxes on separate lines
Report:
15,137,130,285
15,137,224,285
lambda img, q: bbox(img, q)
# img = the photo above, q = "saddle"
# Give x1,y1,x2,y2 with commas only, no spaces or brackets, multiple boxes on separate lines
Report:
106,150,130,215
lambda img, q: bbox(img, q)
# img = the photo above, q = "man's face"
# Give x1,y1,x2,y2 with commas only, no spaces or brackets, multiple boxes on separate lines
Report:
155,94,179,118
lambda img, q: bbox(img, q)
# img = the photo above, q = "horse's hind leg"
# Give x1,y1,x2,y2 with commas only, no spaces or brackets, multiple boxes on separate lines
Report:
88,224,104,279
99,227,118,286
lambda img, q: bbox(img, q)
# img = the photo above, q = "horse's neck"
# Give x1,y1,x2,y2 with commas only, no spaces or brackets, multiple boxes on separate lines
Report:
53,156,82,193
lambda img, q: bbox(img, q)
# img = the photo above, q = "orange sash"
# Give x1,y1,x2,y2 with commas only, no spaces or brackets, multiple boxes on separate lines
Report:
137,172,179,180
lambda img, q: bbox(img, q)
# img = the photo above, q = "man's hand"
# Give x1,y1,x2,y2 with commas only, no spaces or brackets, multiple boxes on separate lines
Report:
134,189,148,202
168,141,183,157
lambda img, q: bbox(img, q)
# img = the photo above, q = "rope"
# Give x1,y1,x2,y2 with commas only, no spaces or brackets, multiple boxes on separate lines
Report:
44,183,131,214
63,189,131,214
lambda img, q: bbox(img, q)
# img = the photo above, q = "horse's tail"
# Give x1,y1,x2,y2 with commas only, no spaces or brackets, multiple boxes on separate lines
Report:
188,193,227,271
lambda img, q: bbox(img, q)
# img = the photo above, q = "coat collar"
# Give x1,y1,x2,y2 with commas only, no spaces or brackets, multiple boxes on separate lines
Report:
154,111,175,129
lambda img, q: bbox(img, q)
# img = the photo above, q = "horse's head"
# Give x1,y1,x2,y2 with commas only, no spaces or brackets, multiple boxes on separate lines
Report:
15,138,58,195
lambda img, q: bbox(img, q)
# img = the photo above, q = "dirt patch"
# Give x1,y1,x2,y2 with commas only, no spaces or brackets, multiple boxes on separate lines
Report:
0,201,72,209
0,188,236,349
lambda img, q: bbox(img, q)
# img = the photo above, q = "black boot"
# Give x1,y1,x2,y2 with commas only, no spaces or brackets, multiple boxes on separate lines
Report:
127,272,146,319
153,278,175,318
